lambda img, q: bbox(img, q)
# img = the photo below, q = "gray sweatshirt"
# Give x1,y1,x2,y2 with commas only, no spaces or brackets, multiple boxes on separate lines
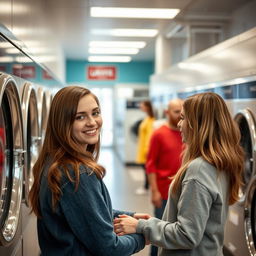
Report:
137,157,229,256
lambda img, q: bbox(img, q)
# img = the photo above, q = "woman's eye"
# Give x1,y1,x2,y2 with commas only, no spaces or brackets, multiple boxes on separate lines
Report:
93,111,100,116
76,115,85,120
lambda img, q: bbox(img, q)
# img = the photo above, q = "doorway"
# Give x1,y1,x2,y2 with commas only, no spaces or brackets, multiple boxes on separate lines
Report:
90,87,113,147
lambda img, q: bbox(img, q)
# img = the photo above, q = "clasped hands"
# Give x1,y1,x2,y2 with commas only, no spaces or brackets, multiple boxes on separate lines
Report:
114,213,151,244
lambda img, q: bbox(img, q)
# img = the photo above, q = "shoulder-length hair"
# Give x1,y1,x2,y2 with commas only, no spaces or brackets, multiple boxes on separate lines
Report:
172,92,244,205
29,86,105,217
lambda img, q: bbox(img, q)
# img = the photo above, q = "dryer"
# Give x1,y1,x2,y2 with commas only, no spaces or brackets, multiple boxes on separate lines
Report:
0,74,24,256
224,107,256,256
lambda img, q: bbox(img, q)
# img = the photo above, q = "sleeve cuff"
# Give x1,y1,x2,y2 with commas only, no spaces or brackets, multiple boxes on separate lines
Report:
136,219,147,233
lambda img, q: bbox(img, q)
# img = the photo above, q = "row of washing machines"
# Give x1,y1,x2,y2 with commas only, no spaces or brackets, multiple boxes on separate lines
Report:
225,93,256,256
0,72,51,256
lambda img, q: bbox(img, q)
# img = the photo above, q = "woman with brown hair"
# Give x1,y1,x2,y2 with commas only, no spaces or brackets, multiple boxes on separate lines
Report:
29,86,146,255
114,92,244,256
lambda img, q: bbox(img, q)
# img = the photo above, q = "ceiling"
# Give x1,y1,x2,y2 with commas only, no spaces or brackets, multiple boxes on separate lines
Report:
45,0,251,62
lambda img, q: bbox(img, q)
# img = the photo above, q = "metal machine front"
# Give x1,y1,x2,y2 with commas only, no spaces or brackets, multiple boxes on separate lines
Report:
225,108,256,256
21,83,40,205
0,74,24,254
245,175,256,256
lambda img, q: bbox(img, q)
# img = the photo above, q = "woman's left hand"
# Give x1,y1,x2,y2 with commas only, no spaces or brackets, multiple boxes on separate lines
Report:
113,215,139,235
133,213,151,220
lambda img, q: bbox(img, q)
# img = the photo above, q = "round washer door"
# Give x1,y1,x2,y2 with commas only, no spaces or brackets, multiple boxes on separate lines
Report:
37,87,48,146
234,108,256,201
0,74,24,246
244,175,256,255
21,83,40,206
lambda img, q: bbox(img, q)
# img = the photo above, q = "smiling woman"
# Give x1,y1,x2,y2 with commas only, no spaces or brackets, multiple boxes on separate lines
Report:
29,86,147,256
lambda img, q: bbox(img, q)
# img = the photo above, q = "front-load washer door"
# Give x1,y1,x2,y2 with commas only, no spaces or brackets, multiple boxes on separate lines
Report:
244,175,256,255
37,87,48,147
0,74,24,246
234,108,256,200
21,83,40,206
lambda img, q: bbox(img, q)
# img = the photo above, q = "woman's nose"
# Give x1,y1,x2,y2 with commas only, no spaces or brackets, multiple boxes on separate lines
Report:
86,116,96,126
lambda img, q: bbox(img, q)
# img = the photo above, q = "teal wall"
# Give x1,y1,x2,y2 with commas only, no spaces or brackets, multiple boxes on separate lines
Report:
66,60,154,85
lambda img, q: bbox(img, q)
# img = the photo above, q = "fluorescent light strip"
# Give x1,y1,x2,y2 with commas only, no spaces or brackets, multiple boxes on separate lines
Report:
0,56,14,63
89,41,146,48
88,56,131,63
90,7,180,19
92,29,158,37
6,48,20,54
89,47,139,54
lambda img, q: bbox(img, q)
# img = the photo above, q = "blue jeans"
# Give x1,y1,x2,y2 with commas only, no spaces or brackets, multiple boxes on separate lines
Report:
150,199,167,256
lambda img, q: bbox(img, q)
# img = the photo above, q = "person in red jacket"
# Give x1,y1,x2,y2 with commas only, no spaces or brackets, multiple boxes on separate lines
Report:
146,98,183,256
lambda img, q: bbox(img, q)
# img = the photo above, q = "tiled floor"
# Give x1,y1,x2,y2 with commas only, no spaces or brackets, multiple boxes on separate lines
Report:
99,147,153,256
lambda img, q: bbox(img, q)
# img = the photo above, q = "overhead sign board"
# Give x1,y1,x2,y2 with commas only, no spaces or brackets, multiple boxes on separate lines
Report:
87,66,116,80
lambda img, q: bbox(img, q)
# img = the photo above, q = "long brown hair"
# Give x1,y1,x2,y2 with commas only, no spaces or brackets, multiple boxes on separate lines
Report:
172,92,244,205
29,86,105,217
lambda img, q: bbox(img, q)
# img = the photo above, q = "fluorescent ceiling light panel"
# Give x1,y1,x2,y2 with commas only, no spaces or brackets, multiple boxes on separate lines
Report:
0,56,14,63
92,29,158,37
88,56,131,63
89,47,139,54
90,7,180,19
6,48,20,54
0,42,12,48
89,41,146,48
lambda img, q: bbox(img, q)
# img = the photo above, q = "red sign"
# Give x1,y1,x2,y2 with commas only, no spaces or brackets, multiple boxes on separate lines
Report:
12,65,36,79
87,66,116,80
42,70,53,80
0,66,6,72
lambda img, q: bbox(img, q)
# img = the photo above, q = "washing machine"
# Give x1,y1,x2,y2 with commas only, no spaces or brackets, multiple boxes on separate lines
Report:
224,107,256,256
20,82,41,256
37,87,48,148
0,74,24,256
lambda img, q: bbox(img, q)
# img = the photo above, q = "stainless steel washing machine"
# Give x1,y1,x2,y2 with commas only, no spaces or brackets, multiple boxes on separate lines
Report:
21,82,40,203
37,87,48,148
244,174,256,256
224,108,256,256
0,74,24,256
20,82,41,256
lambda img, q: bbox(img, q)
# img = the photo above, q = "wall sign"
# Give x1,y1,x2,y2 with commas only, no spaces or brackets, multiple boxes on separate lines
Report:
12,65,36,79
42,70,53,80
87,66,116,80
0,66,6,72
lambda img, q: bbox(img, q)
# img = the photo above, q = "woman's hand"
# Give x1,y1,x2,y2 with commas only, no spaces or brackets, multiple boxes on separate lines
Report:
133,213,151,220
114,215,139,235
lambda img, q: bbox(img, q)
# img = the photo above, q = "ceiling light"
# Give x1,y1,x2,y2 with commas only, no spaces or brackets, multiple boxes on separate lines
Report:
0,56,14,63
89,41,146,48
88,56,132,63
92,29,158,37
6,48,20,54
0,42,12,48
89,47,139,54
15,56,33,63
90,7,180,19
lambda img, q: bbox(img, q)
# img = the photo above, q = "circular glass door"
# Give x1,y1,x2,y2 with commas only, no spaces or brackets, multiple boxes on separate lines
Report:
245,176,256,255
0,75,23,246
0,93,12,235
22,84,40,205
235,109,256,201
